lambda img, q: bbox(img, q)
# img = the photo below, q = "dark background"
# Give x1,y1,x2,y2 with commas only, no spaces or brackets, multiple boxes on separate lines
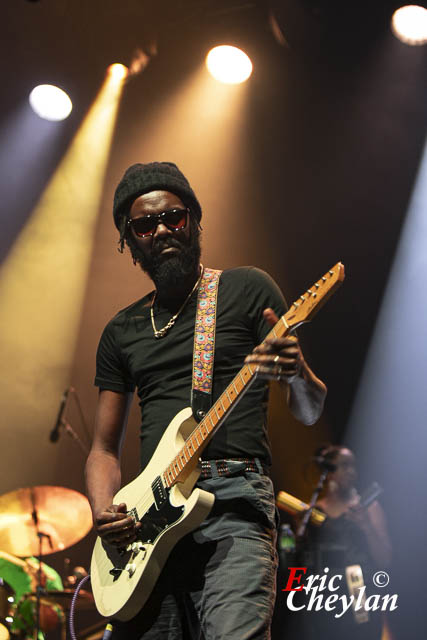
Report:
0,1,426,638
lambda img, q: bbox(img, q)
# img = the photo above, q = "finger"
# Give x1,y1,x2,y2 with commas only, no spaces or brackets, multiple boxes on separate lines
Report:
104,527,138,544
248,364,299,381
253,339,299,358
97,518,138,540
249,345,298,362
258,365,283,379
95,513,134,533
103,525,136,540
263,336,299,349
105,502,128,514
245,353,299,370
263,308,279,327
95,508,130,522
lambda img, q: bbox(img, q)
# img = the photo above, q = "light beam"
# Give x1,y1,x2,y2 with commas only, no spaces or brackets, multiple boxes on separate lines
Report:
0,67,126,488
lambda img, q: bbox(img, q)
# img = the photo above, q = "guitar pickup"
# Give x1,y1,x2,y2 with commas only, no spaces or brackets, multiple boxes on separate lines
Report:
152,476,167,509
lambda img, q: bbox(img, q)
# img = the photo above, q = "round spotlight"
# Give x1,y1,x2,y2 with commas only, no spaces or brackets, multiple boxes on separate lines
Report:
29,84,72,121
107,63,129,81
391,5,427,45
206,45,253,84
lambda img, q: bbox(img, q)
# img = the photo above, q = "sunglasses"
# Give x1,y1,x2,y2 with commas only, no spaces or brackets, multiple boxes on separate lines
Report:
127,208,189,238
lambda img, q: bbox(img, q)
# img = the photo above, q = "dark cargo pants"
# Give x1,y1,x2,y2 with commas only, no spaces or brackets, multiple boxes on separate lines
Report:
110,465,278,640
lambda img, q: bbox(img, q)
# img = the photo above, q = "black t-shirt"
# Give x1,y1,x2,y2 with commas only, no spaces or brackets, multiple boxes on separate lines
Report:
95,267,287,470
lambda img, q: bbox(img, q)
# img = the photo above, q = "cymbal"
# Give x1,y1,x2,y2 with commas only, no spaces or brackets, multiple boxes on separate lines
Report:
0,623,9,640
0,486,93,556
25,589,95,611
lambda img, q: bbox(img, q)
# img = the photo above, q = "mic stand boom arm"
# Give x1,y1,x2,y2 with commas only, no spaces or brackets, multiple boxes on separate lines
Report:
296,468,329,539
63,420,89,457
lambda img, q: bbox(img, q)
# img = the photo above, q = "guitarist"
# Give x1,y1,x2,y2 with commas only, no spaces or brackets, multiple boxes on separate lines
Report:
85,162,327,639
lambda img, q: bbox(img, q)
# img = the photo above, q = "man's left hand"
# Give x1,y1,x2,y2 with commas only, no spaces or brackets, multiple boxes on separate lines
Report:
244,308,303,383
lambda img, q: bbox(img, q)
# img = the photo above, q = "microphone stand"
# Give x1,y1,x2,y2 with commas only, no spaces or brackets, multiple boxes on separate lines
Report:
30,489,52,640
296,468,330,540
62,420,89,457
50,387,91,458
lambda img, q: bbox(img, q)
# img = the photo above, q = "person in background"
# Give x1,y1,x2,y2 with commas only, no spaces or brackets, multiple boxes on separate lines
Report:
281,444,392,640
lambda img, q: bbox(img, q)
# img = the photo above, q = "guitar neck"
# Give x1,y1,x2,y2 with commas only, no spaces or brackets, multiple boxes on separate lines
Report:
162,262,344,488
162,362,258,487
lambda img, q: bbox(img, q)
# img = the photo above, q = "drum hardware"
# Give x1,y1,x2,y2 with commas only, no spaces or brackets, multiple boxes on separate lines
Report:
0,486,92,557
0,578,14,640
24,589,94,612
0,485,94,639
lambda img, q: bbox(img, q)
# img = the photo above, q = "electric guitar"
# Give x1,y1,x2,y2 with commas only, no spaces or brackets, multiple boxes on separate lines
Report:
90,262,345,621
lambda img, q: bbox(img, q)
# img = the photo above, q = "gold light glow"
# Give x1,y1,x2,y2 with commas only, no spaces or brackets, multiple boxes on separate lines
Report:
108,63,129,82
127,62,252,263
391,5,427,45
0,68,126,480
206,45,253,84
29,84,73,121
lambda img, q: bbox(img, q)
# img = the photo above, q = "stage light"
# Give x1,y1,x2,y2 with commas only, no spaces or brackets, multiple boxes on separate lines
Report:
206,45,253,84
29,84,73,121
108,63,129,82
391,5,427,45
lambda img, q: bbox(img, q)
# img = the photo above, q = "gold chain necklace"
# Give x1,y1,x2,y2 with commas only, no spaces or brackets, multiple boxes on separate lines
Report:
150,265,204,339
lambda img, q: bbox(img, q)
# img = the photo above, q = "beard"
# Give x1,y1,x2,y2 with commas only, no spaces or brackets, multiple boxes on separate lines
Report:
128,219,201,291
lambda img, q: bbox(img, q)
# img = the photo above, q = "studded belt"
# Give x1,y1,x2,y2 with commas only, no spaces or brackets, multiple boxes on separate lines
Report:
199,458,269,480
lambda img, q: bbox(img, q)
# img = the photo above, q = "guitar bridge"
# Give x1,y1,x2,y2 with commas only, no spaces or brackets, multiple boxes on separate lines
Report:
127,507,139,522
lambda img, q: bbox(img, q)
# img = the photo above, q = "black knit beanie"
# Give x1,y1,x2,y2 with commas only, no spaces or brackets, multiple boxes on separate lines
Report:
113,162,202,230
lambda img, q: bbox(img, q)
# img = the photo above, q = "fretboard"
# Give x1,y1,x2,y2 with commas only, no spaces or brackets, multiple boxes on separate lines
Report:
162,262,344,488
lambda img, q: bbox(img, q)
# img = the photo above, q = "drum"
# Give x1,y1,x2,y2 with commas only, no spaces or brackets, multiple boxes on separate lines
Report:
0,624,9,640
14,594,64,636
0,579,13,640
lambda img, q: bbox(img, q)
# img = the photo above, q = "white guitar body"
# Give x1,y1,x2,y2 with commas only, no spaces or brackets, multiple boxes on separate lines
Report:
90,407,215,621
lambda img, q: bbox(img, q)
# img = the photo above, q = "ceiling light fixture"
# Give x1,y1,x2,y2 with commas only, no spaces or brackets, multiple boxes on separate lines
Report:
107,63,129,81
391,5,427,45
206,45,253,84
29,84,72,121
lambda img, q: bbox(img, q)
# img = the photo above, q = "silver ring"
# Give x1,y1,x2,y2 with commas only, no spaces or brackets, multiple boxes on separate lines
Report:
273,355,280,364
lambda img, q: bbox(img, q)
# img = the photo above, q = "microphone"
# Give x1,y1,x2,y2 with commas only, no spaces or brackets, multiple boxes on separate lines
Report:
360,481,383,508
49,387,72,442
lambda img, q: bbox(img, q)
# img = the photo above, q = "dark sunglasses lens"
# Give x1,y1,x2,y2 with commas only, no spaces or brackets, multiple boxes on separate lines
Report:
130,209,187,237
132,218,156,237
164,209,187,229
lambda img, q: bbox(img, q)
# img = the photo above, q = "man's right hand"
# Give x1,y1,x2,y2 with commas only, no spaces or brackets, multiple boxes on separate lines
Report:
94,502,141,548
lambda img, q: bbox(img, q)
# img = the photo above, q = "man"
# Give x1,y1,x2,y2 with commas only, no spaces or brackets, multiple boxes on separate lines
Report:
86,162,326,639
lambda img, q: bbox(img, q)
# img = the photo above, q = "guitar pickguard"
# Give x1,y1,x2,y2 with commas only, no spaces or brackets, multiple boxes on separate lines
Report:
101,486,185,581
137,489,184,544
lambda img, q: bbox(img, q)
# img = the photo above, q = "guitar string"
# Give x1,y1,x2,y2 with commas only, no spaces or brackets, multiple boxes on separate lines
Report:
96,308,293,569
96,272,338,570
97,364,268,569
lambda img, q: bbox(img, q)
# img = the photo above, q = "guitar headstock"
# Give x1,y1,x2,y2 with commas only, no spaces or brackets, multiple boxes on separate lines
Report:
284,262,345,331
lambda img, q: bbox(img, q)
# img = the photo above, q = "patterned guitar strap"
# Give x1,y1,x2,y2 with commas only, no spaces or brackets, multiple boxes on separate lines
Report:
191,267,222,422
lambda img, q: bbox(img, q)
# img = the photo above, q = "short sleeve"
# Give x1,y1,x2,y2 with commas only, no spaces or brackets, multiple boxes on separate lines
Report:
242,267,288,345
94,321,135,393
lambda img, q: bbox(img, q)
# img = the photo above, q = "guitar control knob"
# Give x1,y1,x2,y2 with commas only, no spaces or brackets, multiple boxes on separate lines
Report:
125,563,136,577
109,568,122,578
131,542,146,554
